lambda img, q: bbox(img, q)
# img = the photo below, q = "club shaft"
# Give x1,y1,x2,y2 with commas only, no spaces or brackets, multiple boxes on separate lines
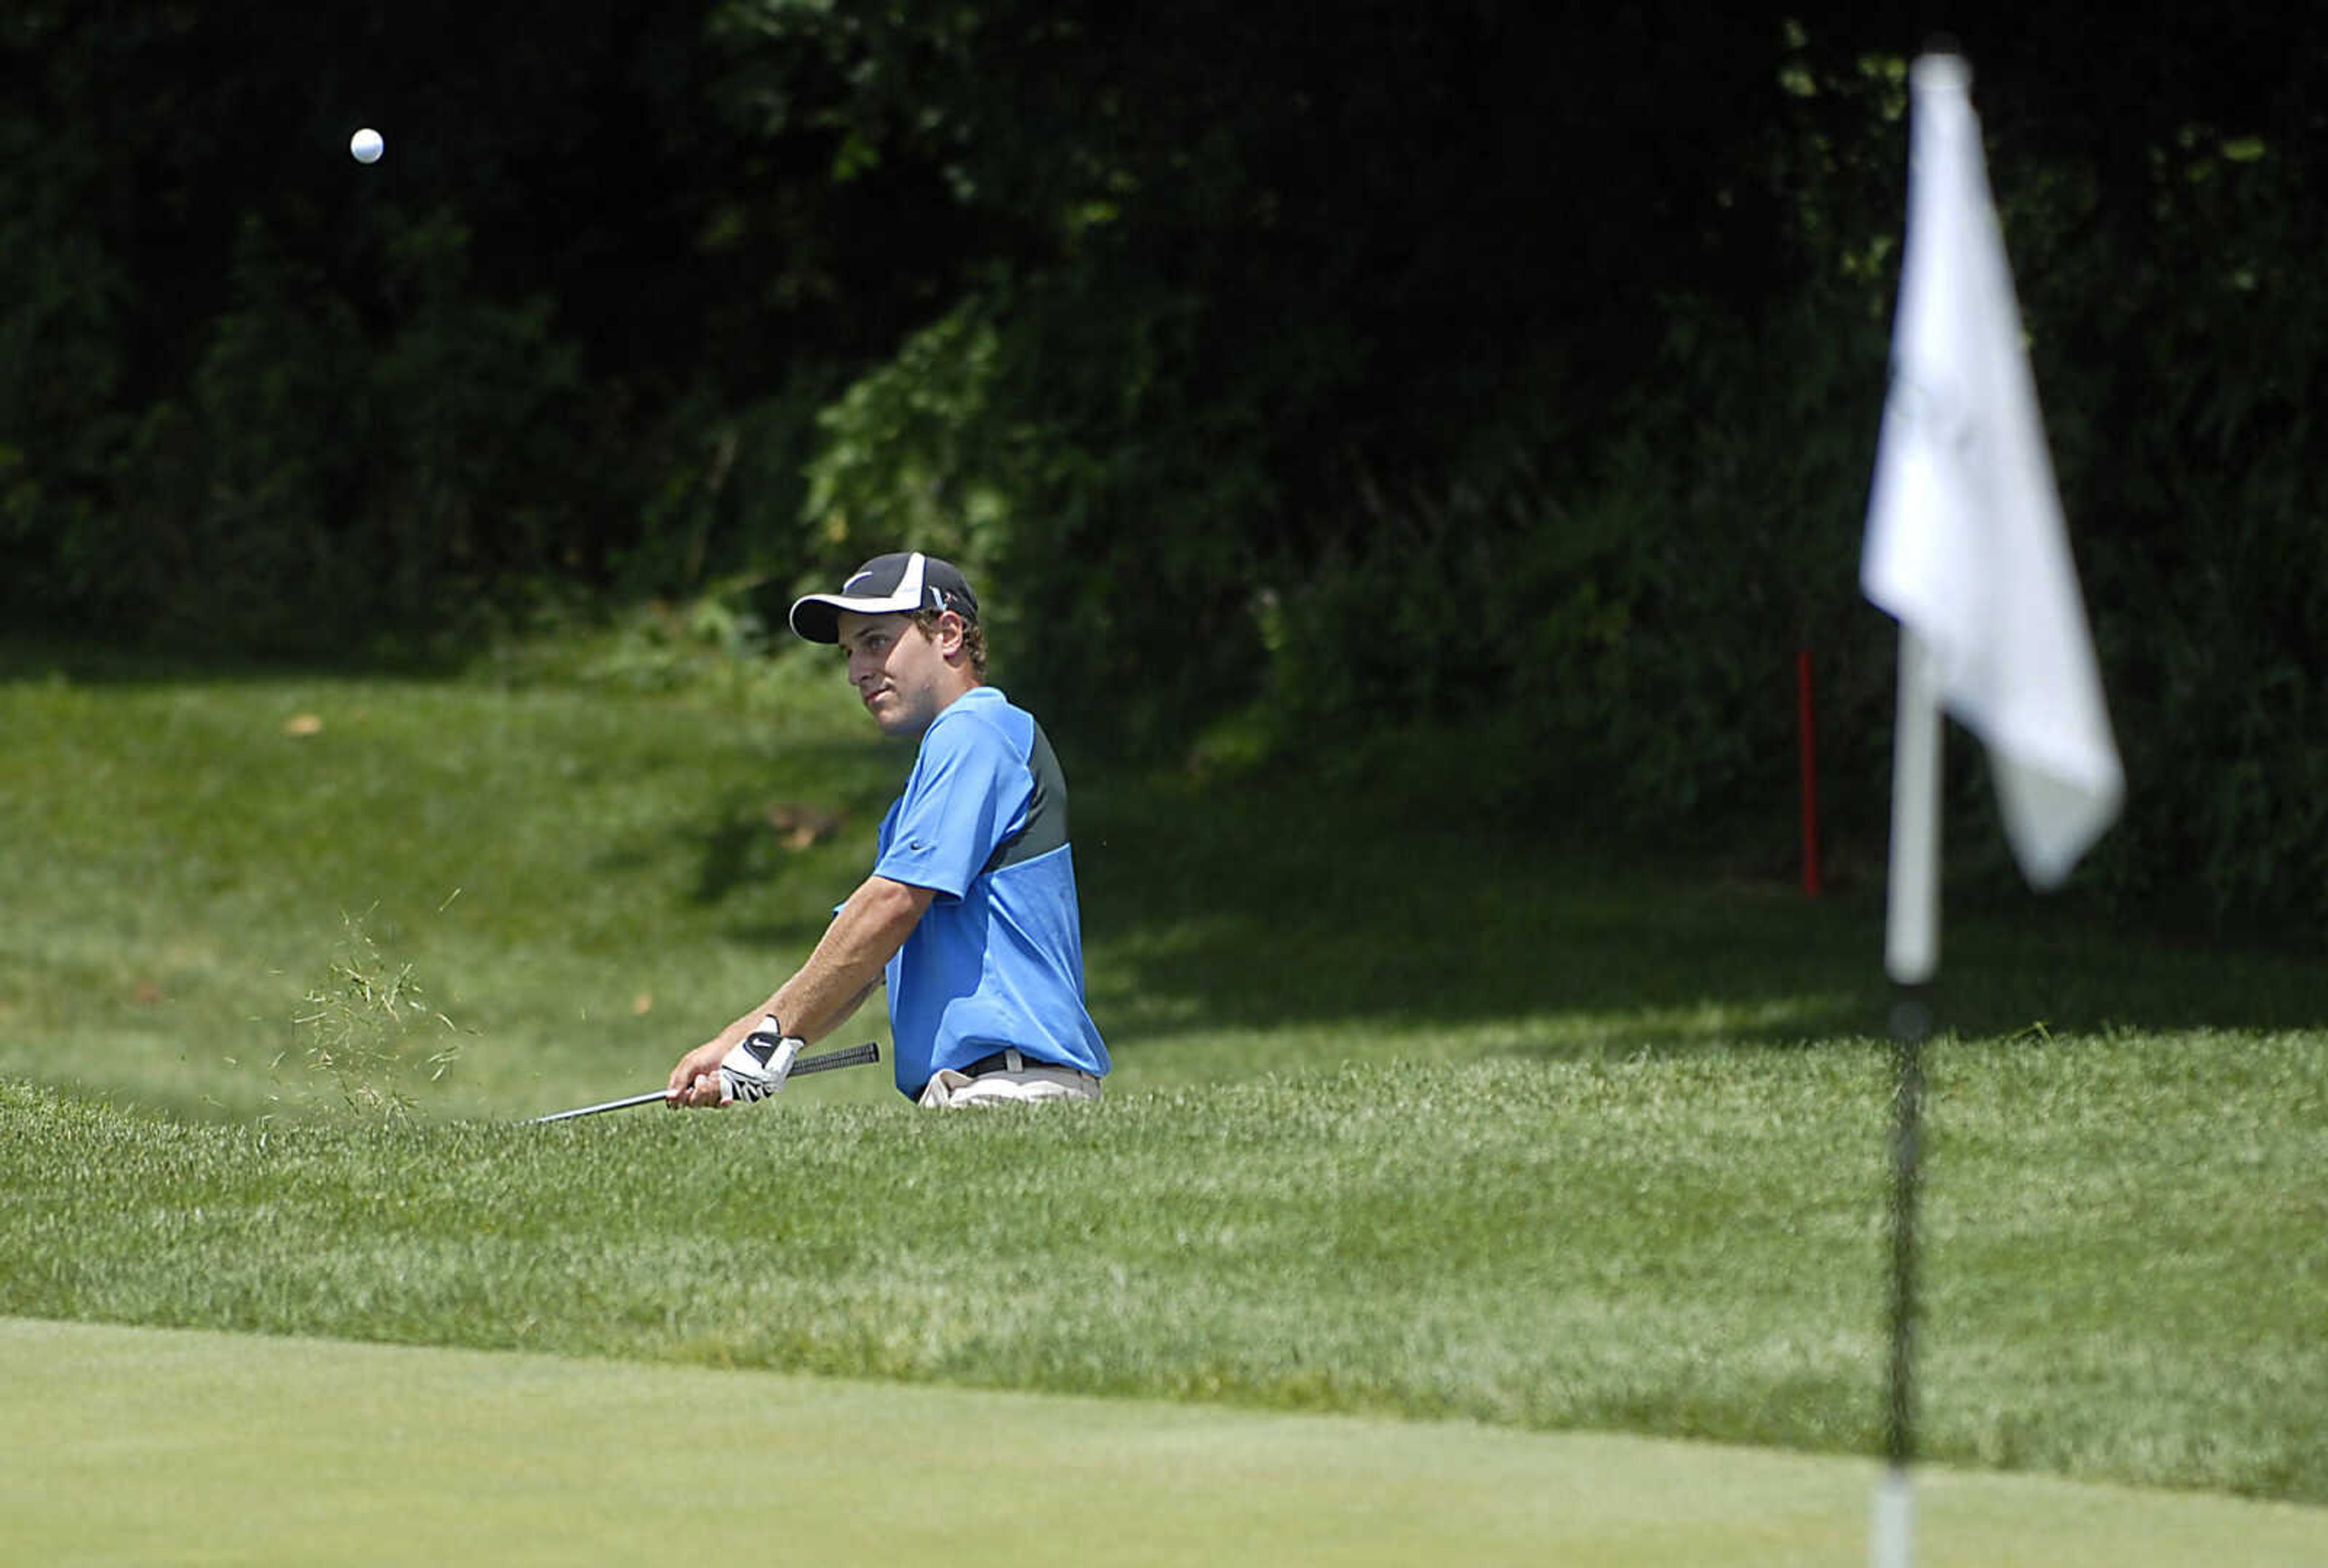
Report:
534,1089,668,1122
531,1039,881,1123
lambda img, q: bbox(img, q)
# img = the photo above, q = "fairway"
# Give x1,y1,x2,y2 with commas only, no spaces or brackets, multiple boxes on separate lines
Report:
7,1317,2321,1566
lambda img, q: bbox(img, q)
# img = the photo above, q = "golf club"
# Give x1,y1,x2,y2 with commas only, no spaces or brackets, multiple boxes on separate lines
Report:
531,1039,881,1123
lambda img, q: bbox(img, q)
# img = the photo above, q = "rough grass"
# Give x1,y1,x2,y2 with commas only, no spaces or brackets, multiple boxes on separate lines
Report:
2,635,2324,1507
2,1034,2322,1501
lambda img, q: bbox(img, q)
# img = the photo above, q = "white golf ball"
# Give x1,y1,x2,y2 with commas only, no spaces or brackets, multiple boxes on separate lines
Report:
350,128,384,165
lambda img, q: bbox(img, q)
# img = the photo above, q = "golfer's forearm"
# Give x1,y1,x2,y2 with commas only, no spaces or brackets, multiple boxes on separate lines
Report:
757,876,929,1043
764,971,878,1046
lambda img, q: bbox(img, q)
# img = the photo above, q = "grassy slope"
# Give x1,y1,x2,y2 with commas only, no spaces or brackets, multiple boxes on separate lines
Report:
1,638,2323,1506
0,647,898,1117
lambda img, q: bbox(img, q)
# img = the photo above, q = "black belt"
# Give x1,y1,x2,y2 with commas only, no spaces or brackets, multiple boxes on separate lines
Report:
962,1049,1057,1076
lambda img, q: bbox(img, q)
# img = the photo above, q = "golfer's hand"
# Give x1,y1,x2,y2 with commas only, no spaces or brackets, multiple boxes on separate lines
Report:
718,1029,798,1103
667,1019,798,1108
667,1038,735,1108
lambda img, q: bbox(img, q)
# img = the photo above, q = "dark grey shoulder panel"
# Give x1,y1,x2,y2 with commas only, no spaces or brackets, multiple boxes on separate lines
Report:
982,720,1070,875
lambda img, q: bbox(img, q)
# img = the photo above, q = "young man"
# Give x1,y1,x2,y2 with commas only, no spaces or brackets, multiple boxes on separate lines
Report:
666,552,1109,1109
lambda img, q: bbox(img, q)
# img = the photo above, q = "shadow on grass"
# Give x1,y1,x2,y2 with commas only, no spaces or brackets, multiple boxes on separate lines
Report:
0,638,470,689
631,732,904,935
1069,772,2324,1055
509,665,2323,1057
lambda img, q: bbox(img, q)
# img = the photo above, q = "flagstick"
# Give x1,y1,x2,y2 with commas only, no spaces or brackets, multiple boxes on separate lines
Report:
1885,628,1944,987
1877,1002,1932,1568
1862,50,2124,1565
1876,626,1943,1568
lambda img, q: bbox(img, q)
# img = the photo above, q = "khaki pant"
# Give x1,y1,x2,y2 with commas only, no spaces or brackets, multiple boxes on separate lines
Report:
917,1048,1104,1109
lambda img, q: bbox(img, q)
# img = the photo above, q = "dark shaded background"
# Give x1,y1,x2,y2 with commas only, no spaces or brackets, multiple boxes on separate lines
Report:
4,2,2323,929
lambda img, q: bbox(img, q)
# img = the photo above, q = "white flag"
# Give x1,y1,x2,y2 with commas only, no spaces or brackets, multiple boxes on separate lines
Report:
1862,55,2123,890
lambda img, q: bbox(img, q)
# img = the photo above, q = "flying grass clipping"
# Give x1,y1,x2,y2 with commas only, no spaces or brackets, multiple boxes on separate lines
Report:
288,909,464,1118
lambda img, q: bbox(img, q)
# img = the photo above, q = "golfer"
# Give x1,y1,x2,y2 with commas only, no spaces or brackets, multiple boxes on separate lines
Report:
666,552,1109,1109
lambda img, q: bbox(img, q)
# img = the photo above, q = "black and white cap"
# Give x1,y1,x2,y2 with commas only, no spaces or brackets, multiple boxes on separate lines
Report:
788,552,980,644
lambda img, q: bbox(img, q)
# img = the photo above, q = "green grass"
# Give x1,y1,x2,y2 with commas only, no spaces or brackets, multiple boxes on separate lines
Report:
12,1318,2326,1568
2,635,2325,1523
6,638,2315,1123
2,1041,2323,1503
0,641,901,1118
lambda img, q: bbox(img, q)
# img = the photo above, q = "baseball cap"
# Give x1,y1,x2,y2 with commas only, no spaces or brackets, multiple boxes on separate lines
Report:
788,552,980,644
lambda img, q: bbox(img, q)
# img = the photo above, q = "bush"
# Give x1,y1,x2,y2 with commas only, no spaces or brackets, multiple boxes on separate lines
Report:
797,269,1270,756
2021,135,2328,932
4,212,615,655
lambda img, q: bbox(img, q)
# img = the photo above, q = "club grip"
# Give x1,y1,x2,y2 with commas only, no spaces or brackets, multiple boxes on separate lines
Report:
790,1039,880,1077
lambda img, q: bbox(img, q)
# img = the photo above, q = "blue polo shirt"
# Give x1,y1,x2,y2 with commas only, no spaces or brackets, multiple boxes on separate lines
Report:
872,686,1109,1098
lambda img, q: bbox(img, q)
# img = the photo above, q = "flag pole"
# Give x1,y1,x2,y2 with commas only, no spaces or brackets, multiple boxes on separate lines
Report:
1875,625,1942,1568
1885,628,1944,989
1862,50,2125,1567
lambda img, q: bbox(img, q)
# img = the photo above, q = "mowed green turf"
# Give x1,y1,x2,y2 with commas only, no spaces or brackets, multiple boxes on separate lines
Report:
8,1318,2324,1567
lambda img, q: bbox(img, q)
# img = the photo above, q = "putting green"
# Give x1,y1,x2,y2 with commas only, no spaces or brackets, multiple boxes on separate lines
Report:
5,1318,2320,1565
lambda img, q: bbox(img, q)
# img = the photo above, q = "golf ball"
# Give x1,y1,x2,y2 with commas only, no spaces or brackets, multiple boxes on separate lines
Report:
350,127,384,165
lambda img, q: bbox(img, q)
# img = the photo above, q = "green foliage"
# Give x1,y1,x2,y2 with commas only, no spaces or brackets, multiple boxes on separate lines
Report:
4,2,2327,925
1973,125,2328,930
363,212,594,615
81,212,604,650
0,126,132,612
0,0,886,649
1235,272,1891,874
173,220,372,638
803,297,1010,564
1215,35,2328,929
1,201,628,650
621,369,841,600
800,270,1270,752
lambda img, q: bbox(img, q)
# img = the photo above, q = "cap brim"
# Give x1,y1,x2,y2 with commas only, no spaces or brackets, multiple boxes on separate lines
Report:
788,595,846,644
788,587,927,644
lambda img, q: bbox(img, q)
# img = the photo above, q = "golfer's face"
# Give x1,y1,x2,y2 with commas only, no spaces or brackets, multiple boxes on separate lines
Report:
838,611,950,738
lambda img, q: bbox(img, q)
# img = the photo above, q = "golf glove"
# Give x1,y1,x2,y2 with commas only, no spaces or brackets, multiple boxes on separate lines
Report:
718,1019,801,1104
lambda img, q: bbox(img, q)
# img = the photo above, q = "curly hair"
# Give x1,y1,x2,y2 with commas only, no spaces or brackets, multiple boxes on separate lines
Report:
911,609,988,678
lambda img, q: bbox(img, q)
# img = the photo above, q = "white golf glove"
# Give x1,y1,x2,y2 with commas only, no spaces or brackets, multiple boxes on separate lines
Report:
718,1019,801,1104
